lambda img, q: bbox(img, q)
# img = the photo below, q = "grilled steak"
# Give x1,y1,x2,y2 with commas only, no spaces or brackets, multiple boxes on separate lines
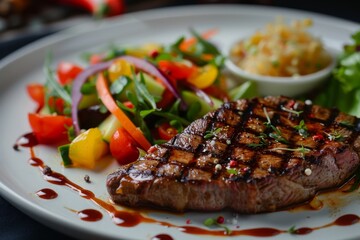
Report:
107,96,360,213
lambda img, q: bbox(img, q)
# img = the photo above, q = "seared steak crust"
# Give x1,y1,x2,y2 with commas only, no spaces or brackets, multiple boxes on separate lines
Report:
107,96,360,213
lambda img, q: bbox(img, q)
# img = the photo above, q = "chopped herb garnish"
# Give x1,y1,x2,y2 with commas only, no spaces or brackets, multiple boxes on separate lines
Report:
271,145,310,157
281,106,303,116
204,127,222,139
345,167,360,192
339,121,354,128
294,120,309,137
263,107,272,126
227,168,238,175
324,131,344,141
203,217,232,235
268,131,289,144
247,133,268,148
288,225,296,234
263,107,289,144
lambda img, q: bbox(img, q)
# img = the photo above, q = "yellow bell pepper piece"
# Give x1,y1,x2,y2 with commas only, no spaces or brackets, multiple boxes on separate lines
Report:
125,43,162,58
69,128,109,169
187,64,218,89
108,59,134,82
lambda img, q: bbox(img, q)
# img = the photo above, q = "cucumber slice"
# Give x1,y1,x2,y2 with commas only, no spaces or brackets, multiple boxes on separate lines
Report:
139,73,165,100
98,114,122,142
78,94,100,110
115,73,165,101
58,144,72,167
229,81,258,100
181,91,223,119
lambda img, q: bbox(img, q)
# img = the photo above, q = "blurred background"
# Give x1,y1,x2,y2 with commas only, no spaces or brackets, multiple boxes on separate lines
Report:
1,0,359,59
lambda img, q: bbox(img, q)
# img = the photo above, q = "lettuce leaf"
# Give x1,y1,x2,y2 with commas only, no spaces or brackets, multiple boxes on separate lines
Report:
314,30,360,117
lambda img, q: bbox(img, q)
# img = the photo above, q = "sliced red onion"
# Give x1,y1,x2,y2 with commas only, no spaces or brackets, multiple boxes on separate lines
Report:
71,56,184,135
119,55,182,101
71,62,112,134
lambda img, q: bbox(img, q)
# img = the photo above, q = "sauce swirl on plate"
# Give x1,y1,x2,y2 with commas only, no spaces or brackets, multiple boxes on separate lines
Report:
14,132,360,237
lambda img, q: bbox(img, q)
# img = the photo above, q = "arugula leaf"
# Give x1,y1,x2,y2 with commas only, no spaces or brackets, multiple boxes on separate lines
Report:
140,109,156,118
151,111,190,126
81,82,97,95
187,102,201,121
168,100,181,115
190,28,220,55
116,100,135,114
134,110,154,144
44,55,72,105
126,91,139,108
134,72,157,109
170,119,183,133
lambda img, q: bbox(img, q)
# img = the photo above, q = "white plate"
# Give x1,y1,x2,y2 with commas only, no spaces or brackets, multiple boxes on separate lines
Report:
0,5,359,240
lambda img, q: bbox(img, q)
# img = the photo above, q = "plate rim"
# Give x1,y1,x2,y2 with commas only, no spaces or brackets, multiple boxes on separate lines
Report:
0,4,359,240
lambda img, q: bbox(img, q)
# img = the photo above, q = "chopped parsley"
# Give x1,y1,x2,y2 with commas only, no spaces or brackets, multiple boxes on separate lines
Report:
203,217,231,235
204,127,222,139
281,106,303,116
294,120,309,137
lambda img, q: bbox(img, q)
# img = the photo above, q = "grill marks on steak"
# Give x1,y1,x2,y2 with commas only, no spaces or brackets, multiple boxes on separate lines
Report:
107,96,360,213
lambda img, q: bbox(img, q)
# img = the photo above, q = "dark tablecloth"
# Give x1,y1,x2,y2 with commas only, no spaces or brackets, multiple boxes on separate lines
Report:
0,2,359,240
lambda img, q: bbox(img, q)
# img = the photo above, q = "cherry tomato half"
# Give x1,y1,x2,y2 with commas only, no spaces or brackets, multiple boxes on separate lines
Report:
27,83,45,109
57,62,83,85
48,97,65,115
157,123,178,141
110,127,139,165
156,89,175,109
89,54,104,65
28,113,72,144
157,60,197,80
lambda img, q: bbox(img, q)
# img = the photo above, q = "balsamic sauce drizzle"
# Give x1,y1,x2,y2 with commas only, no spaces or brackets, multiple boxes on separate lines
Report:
14,132,360,237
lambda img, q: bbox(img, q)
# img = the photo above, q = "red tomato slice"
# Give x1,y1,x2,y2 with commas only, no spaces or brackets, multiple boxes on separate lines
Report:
27,83,45,109
203,85,229,101
48,97,65,114
89,54,103,65
57,62,83,85
157,60,197,80
28,113,72,144
110,128,139,165
123,101,134,109
157,123,178,141
156,89,175,109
